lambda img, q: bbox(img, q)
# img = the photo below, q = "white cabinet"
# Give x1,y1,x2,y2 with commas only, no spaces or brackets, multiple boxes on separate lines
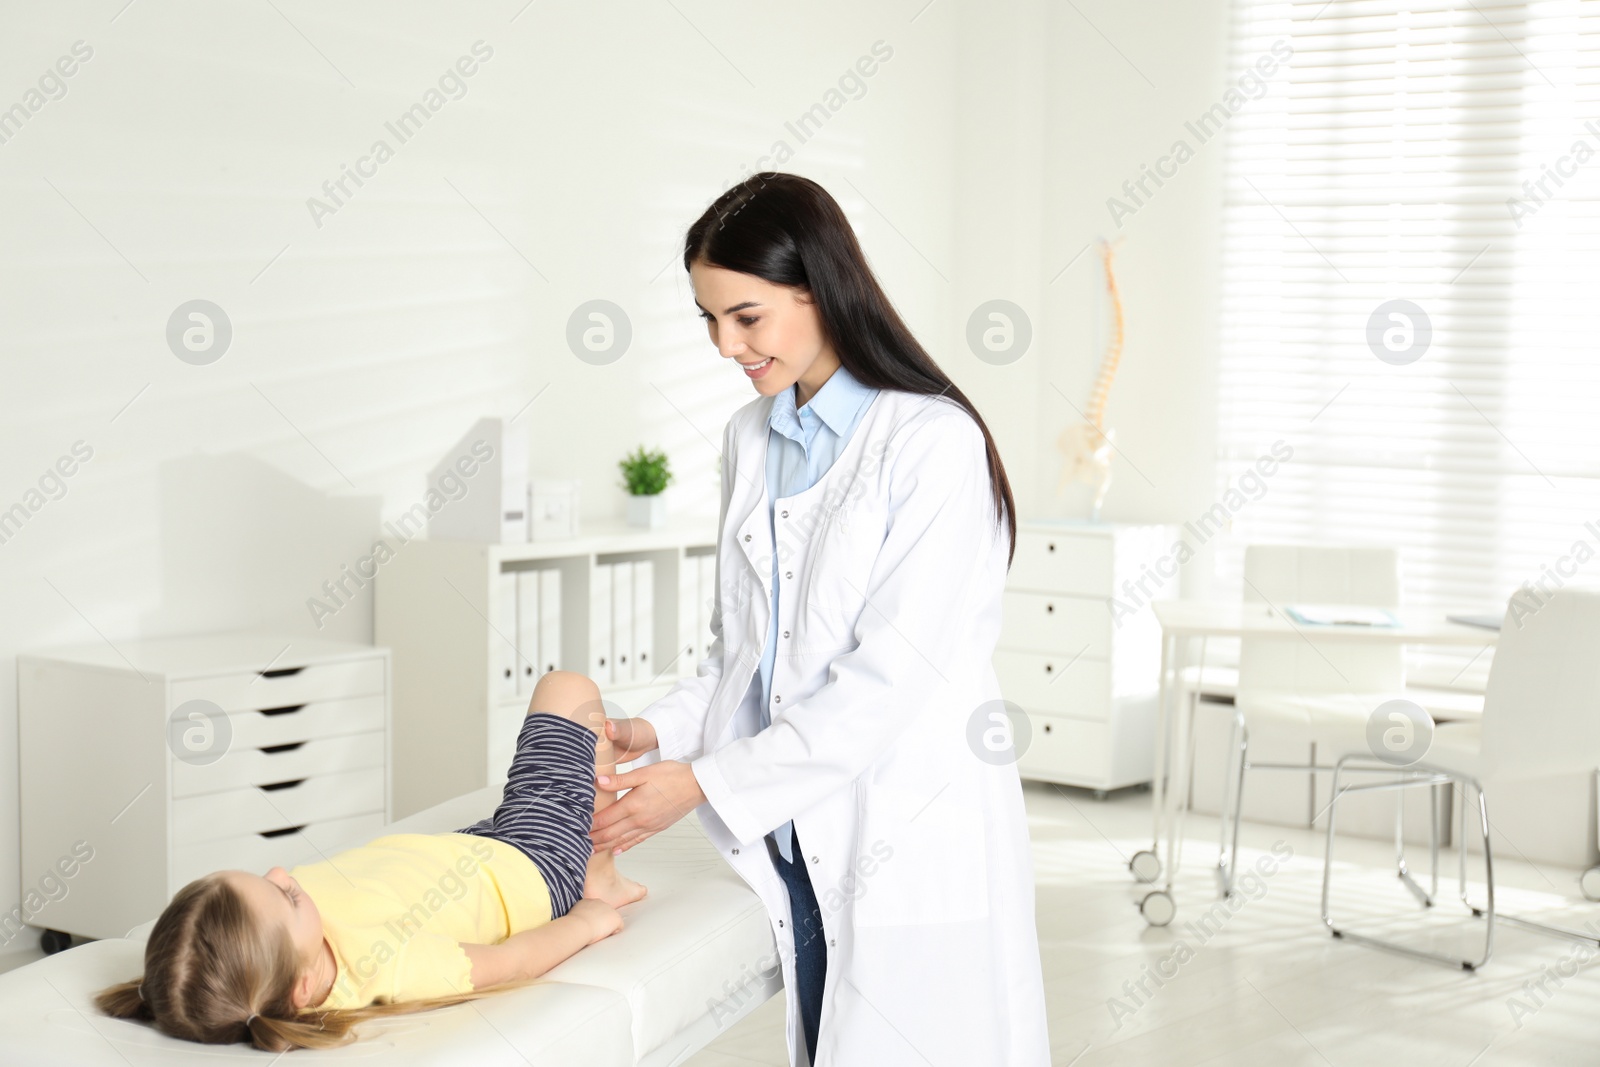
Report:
18,633,391,942
375,518,718,819
995,520,1175,793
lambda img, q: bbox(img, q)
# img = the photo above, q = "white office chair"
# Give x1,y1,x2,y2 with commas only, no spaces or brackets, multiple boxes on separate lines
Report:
1217,545,1437,901
1321,585,1600,970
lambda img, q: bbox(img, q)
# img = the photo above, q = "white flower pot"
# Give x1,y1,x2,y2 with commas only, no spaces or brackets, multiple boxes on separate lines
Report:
626,494,666,529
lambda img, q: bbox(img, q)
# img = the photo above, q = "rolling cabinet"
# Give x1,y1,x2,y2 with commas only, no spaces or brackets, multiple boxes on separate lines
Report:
375,518,719,819
994,520,1175,794
18,633,390,944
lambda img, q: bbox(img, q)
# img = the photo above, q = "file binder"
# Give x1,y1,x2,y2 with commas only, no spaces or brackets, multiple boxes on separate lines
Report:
612,561,635,683
494,569,519,700
515,570,540,696
633,560,654,683
589,562,613,685
538,568,562,674
678,553,701,677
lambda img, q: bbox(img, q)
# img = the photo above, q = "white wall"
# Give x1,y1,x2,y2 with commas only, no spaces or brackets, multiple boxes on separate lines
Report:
0,0,1245,960
1035,0,1232,596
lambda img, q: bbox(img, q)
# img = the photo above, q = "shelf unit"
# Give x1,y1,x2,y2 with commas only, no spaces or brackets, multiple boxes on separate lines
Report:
375,517,719,819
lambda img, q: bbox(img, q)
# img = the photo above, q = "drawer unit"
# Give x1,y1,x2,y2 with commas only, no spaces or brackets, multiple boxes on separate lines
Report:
993,521,1174,793
19,632,391,942
1016,713,1110,784
195,694,385,751
172,768,387,845
1015,708,1157,792
991,650,1111,720
169,658,384,713
171,811,388,889
999,592,1114,659
1009,528,1115,595
171,732,387,798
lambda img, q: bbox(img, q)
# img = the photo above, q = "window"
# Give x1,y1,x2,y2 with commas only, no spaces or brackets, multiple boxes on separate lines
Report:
1216,0,1600,678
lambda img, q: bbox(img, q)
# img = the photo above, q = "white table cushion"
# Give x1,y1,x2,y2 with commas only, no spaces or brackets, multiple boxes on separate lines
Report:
1,786,780,1066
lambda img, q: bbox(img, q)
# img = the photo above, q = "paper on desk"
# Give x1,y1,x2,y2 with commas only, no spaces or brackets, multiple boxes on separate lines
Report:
1283,603,1401,627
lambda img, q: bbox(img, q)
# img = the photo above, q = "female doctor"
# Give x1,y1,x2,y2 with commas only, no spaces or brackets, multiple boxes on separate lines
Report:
590,173,1050,1066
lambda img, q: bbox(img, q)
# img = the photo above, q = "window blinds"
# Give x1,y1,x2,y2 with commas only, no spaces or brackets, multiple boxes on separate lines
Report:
1216,0,1600,635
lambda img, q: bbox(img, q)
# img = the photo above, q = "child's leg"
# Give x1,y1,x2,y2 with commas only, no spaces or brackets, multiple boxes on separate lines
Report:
524,671,647,907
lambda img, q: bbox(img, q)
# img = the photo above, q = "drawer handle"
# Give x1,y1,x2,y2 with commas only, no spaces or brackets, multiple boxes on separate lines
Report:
1044,663,1054,674
1047,542,1056,553
259,704,306,717
259,666,306,679
1043,722,1053,734
260,741,306,755
260,778,307,792
1046,603,1054,613
260,825,306,839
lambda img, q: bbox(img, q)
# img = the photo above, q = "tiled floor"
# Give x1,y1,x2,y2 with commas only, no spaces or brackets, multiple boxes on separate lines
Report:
685,779,1600,1066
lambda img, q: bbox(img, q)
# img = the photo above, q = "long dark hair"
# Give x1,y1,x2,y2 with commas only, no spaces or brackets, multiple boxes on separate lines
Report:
683,172,1017,567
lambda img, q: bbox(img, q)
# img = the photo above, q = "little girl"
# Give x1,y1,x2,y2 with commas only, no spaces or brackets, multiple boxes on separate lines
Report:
95,670,648,1052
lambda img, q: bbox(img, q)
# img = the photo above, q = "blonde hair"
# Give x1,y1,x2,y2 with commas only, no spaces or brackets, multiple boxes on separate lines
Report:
93,871,540,1051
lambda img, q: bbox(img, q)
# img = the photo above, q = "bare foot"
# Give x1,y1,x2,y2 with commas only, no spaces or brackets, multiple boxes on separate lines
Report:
583,863,649,909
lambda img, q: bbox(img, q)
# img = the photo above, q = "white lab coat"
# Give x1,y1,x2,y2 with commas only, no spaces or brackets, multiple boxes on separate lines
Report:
640,387,1051,1066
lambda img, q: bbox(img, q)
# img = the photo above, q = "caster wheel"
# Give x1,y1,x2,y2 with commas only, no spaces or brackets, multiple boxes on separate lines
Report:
40,929,72,955
1129,849,1162,885
1139,890,1176,927
1581,866,1600,903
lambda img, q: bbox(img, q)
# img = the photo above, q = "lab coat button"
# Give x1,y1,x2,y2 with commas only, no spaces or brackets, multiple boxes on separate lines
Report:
731,848,740,855
743,534,751,542
830,939,836,948
778,919,785,928
785,571,792,579
781,509,788,518
811,855,819,865
774,695,781,703
783,629,789,638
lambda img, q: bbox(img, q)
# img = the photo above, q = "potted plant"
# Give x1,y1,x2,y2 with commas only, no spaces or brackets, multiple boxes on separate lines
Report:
619,445,673,529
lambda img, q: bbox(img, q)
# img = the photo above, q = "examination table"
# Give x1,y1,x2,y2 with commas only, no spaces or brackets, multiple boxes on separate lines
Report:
0,785,781,1066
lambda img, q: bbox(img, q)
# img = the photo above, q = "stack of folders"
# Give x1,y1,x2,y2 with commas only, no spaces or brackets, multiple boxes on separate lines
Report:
589,561,657,686
493,567,563,701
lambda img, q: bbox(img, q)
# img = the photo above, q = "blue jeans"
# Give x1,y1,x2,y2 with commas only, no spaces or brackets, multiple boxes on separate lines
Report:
768,826,826,1063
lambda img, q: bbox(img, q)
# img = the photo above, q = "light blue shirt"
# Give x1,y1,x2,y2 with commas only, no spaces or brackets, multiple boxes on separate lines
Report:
752,362,878,862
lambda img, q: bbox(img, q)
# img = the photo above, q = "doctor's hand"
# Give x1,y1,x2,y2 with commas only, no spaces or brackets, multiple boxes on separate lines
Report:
604,717,658,764
590,761,706,855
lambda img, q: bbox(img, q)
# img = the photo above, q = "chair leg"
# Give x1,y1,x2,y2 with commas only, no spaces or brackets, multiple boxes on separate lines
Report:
1319,757,1345,934
1429,782,1441,902
1395,778,1433,908
1459,781,1598,951
1216,709,1248,898
1323,759,1490,971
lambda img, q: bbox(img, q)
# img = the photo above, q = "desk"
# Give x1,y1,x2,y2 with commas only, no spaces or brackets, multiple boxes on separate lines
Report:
1133,602,1499,926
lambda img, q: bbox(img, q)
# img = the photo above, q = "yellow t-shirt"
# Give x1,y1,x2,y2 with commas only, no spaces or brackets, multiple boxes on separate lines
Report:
289,833,552,1010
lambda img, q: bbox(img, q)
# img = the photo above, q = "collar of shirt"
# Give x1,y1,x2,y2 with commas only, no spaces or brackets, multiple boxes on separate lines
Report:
767,362,876,455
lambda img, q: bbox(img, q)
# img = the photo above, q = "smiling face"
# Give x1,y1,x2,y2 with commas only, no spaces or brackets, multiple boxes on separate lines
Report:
224,866,327,1009
689,260,842,407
